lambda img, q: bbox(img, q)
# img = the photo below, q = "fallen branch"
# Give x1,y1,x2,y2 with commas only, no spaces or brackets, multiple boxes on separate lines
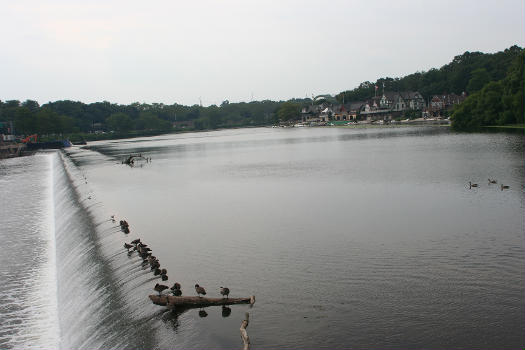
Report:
240,312,250,350
149,295,255,308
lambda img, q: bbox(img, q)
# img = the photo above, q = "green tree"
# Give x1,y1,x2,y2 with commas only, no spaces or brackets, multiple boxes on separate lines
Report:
14,107,35,134
466,68,490,94
451,51,525,130
106,112,133,132
277,102,300,122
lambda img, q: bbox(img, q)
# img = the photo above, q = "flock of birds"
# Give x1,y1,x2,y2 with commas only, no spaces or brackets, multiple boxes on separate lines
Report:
114,216,231,301
468,178,510,190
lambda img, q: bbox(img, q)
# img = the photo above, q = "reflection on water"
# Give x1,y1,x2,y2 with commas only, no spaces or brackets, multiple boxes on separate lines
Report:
221,306,232,318
70,126,524,349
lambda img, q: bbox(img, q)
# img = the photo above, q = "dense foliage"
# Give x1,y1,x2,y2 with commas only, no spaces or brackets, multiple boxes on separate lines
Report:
336,45,523,104
0,99,290,137
451,51,524,130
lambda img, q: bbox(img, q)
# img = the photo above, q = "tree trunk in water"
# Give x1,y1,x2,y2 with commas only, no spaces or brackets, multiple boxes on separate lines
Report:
149,295,255,308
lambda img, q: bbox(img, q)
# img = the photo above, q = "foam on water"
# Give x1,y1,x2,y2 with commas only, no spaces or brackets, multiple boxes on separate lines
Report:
1,151,160,350
0,153,60,349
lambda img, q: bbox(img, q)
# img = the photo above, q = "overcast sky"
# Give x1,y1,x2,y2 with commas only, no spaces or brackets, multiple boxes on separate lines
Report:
1,0,523,106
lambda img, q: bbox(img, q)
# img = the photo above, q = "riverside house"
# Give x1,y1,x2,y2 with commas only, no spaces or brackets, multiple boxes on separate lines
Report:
299,90,463,123
361,91,426,121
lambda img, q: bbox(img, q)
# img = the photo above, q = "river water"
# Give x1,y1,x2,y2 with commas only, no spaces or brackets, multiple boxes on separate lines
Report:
0,126,523,349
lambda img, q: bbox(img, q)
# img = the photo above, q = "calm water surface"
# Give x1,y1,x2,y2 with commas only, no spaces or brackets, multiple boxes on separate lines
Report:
2,126,522,349
74,126,524,349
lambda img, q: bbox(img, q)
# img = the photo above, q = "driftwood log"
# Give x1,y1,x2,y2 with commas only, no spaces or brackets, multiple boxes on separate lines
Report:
240,312,250,350
149,295,255,308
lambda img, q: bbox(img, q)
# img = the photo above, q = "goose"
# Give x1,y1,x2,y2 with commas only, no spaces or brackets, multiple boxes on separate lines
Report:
172,289,182,296
501,184,509,190
161,274,168,281
469,181,478,189
195,284,206,297
154,283,169,295
123,243,133,252
161,268,167,275
220,287,230,299
154,268,161,276
488,178,497,184
170,282,181,290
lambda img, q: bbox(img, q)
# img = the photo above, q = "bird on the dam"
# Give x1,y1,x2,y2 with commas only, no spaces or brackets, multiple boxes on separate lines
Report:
488,178,497,184
501,184,509,190
161,273,168,281
154,268,162,276
149,260,159,268
161,268,167,275
469,181,478,189
124,243,133,252
154,283,169,295
220,287,230,299
195,284,206,297
170,282,181,291
172,289,182,296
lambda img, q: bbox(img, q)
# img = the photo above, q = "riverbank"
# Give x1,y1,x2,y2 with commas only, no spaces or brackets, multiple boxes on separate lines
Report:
0,142,25,159
483,124,525,129
34,120,523,146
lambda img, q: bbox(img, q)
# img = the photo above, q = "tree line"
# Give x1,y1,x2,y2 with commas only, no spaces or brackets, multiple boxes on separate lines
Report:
450,50,524,130
0,99,291,138
336,45,523,104
1,45,522,137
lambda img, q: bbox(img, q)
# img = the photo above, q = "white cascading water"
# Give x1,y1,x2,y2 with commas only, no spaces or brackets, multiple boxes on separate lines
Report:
51,151,160,349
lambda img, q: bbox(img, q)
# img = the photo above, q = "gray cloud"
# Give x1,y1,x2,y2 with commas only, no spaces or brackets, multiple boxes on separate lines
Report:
1,0,523,106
